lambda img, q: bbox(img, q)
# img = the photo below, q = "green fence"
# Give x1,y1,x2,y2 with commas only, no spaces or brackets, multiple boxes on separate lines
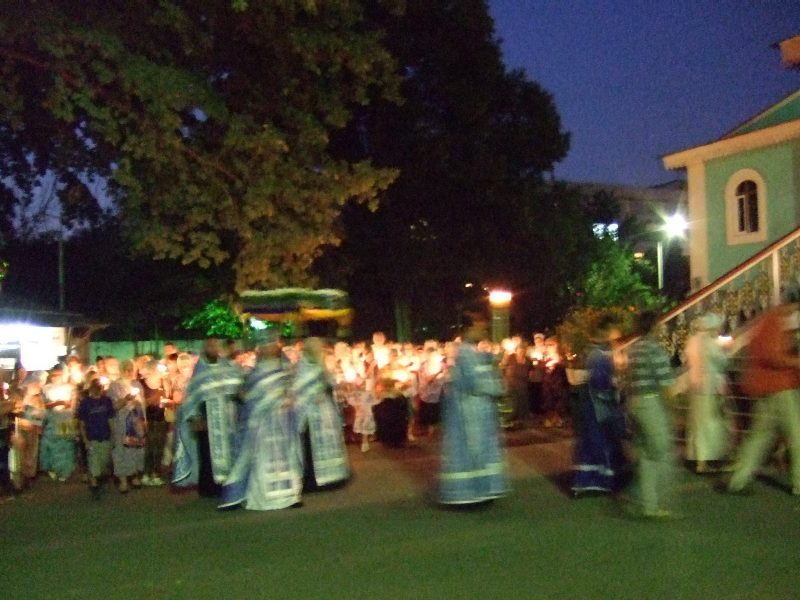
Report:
89,339,205,363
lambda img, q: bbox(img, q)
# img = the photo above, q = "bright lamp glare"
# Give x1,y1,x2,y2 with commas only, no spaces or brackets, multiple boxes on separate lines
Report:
664,213,688,238
488,290,512,306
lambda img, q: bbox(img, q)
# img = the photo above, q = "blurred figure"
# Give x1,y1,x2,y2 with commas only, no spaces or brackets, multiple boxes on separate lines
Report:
528,333,547,415
625,311,677,518
572,316,627,496
417,345,445,438
161,352,190,470
39,365,77,482
502,339,532,429
438,320,509,505
542,337,569,428
220,332,302,510
728,287,800,496
293,337,349,491
685,313,732,473
173,338,243,497
372,331,390,369
109,361,146,493
76,378,115,497
11,376,46,491
374,349,413,447
139,359,169,486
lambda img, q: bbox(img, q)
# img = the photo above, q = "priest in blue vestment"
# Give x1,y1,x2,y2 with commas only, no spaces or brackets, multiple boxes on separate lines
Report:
172,338,243,496
219,332,303,510
292,337,349,491
438,321,509,505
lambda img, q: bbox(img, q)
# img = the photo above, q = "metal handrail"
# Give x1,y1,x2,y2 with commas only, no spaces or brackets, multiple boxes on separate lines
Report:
661,224,800,323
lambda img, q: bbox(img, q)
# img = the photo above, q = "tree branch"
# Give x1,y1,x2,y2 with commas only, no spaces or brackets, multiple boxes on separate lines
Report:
0,46,83,88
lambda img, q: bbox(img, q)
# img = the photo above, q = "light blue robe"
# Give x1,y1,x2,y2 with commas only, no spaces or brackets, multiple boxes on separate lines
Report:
219,359,303,510
172,359,243,488
39,383,77,479
438,344,509,504
293,357,349,487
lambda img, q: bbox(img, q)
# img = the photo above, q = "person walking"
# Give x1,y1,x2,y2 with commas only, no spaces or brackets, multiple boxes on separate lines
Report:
219,333,302,510
727,286,800,496
685,312,732,473
625,310,677,518
293,337,350,492
438,320,509,505
572,316,627,496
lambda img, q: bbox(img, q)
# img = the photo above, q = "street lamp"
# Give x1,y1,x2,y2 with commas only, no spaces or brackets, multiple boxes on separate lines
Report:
657,213,688,289
488,289,512,342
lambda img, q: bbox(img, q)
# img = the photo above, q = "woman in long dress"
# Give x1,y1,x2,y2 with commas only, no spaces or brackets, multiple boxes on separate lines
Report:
572,318,627,496
685,312,731,473
109,361,146,493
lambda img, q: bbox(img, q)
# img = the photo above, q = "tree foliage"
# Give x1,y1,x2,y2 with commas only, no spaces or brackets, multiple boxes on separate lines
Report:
0,0,401,293
182,299,244,338
579,235,665,311
322,0,577,339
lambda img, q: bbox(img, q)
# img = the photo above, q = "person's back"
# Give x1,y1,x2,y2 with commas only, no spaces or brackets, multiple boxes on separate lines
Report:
728,293,800,496
741,304,800,398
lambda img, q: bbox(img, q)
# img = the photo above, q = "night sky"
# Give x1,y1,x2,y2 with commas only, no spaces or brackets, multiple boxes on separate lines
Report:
488,0,800,186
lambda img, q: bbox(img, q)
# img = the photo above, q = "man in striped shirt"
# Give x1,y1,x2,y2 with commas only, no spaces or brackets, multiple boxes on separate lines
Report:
625,310,677,518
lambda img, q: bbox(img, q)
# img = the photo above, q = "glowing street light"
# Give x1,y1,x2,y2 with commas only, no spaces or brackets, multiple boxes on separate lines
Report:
488,289,512,307
663,213,688,238
488,289,512,342
657,213,688,289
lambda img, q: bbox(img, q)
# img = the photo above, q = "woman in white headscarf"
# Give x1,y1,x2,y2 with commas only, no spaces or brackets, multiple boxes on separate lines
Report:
684,313,732,473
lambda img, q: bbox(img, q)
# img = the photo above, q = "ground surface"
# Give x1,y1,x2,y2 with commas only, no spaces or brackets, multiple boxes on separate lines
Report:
2,429,799,600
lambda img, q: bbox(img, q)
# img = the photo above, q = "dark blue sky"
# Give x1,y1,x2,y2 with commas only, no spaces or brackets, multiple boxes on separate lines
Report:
488,0,800,186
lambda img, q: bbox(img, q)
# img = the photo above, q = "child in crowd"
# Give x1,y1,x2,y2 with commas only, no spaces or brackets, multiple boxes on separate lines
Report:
76,379,115,497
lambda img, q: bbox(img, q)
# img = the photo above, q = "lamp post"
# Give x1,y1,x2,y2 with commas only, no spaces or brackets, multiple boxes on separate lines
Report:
657,213,688,290
488,289,512,343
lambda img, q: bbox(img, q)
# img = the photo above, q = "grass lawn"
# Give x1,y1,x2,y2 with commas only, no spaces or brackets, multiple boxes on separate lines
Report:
2,439,799,600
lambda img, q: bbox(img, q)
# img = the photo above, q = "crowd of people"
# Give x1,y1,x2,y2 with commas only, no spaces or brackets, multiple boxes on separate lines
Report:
1,296,799,517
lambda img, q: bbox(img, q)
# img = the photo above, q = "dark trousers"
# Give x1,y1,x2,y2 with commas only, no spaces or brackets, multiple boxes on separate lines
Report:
196,429,221,497
145,421,167,474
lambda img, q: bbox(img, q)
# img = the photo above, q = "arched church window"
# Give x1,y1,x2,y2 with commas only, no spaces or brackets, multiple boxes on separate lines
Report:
735,180,759,233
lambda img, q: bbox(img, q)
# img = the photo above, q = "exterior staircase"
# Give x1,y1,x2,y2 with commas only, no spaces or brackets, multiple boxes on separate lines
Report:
629,225,800,445
654,224,800,365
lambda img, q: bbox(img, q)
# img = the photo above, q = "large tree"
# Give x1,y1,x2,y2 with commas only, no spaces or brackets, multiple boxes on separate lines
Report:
0,0,400,294
323,0,577,339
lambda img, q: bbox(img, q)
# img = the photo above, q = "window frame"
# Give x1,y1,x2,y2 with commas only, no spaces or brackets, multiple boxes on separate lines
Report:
725,169,767,245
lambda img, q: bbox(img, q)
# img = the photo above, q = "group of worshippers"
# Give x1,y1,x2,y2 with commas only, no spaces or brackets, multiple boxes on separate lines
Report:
0,350,193,497
330,333,452,451
499,333,570,430
0,325,510,509
569,284,800,518
10,291,798,517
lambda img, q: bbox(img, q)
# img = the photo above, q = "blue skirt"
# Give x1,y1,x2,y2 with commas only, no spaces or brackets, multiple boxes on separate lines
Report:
572,385,626,494
438,392,508,504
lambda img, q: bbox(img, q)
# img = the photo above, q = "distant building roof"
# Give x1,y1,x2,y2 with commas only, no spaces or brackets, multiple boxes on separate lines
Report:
722,88,800,139
0,294,105,328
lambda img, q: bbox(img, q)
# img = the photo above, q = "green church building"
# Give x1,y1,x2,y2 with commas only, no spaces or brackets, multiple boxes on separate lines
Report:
663,87,800,293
